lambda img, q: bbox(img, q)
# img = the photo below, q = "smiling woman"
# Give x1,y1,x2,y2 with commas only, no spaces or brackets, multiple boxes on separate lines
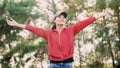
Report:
52,12,67,32
6,9,108,68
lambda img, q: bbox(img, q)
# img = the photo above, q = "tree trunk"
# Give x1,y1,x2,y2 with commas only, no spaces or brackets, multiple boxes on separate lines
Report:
107,34,116,68
78,33,82,68
103,18,116,68
116,9,120,50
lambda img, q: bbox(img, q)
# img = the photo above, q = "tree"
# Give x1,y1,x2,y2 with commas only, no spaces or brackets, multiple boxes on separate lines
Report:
0,0,42,67
109,0,120,50
0,0,40,44
108,0,120,67
93,0,119,68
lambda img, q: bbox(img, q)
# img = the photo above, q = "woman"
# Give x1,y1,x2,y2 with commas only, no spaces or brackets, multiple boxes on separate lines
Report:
6,9,108,68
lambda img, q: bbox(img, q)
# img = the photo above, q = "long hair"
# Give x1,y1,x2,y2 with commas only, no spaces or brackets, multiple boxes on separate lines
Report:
51,23,56,30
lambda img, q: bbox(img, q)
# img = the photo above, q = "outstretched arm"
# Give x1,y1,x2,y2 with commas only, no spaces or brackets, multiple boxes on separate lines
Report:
6,18,48,40
69,8,109,36
6,18,25,29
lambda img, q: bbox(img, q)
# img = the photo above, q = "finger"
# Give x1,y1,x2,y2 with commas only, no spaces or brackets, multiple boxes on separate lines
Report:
106,8,109,10
6,19,9,22
105,8,109,12
10,18,15,22
10,18,16,22
6,19,12,23
6,20,10,24
6,19,10,22
10,18,13,21
105,9,108,12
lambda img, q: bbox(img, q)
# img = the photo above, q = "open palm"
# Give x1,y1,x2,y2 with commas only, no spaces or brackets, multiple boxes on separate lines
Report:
102,8,109,16
6,19,17,26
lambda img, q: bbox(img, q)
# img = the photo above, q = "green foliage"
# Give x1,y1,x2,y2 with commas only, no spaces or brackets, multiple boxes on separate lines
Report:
87,60,104,68
96,0,106,11
1,40,47,67
0,0,41,44
95,30,104,38
3,41,47,60
63,0,86,20
7,0,37,23
0,16,18,43
84,38,93,43
1,64,11,68
109,0,120,10
0,0,119,67
95,42,110,57
67,9,76,20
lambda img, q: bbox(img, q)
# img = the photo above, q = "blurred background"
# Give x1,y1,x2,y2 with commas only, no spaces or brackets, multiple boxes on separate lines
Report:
0,0,120,68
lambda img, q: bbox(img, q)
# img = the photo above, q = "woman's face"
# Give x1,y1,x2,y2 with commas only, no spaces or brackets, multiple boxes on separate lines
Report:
54,15,66,25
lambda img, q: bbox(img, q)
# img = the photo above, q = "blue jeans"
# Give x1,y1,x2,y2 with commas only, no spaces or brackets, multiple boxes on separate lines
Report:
50,62,72,68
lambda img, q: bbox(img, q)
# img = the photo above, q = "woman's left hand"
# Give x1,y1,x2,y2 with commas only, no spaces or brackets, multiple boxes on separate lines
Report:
95,8,109,19
102,8,109,17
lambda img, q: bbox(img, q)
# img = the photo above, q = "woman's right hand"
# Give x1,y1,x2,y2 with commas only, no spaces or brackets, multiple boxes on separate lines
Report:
6,18,25,29
6,18,18,27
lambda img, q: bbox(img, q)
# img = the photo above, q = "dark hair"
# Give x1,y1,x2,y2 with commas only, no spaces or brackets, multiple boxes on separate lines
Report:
51,23,56,30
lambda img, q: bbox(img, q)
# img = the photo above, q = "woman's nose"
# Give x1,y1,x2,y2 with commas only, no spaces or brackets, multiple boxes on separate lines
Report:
61,17,65,20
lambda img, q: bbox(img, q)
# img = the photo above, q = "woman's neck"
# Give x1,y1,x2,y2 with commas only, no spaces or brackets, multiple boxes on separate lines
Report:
56,24,64,33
